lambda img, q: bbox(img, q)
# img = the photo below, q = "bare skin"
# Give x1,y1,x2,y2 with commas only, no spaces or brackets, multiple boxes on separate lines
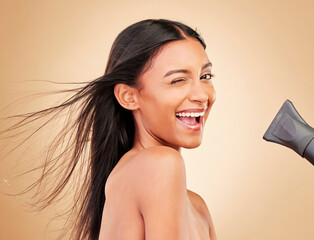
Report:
99,148,217,240
99,37,217,239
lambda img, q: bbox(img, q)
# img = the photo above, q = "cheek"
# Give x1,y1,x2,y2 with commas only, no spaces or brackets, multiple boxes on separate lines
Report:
139,92,171,121
141,97,179,135
210,88,216,105
206,84,216,105
203,85,216,121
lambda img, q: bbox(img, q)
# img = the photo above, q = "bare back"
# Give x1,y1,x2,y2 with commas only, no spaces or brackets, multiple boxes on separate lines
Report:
98,147,216,240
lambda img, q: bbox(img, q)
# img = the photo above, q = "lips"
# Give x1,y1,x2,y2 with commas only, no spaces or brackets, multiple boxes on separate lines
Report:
175,109,206,131
177,115,200,125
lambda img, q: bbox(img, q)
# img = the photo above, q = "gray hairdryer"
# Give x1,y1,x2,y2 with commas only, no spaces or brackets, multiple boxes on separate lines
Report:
263,100,314,165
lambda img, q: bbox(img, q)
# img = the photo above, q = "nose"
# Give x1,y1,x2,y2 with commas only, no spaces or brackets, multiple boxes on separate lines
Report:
188,81,209,105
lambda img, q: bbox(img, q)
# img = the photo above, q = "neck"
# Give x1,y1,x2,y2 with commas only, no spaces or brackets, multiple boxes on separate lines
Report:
132,118,181,153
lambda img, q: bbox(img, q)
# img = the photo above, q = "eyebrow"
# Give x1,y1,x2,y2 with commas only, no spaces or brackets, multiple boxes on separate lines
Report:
163,62,212,78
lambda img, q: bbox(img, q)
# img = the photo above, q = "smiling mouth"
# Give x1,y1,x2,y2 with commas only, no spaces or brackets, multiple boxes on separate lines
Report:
176,115,201,124
175,111,205,130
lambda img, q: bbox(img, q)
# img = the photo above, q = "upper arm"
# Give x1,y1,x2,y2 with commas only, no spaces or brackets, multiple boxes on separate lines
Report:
132,147,190,240
196,194,217,240
186,190,217,240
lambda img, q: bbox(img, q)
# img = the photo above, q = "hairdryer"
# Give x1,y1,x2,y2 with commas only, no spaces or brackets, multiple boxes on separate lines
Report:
263,99,314,165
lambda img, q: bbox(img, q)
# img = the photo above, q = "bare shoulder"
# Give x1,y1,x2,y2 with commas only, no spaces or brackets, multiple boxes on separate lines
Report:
129,146,190,239
106,146,185,197
131,146,185,180
135,145,183,162
188,190,217,240
131,146,187,204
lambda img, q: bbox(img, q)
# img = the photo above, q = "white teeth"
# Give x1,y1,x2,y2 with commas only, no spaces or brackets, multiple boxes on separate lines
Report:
175,111,205,117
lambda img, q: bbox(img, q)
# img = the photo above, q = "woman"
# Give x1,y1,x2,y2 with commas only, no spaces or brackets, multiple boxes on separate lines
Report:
3,19,217,239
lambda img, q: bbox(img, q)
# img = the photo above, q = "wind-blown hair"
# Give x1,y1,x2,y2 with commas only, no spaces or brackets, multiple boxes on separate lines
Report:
2,19,206,239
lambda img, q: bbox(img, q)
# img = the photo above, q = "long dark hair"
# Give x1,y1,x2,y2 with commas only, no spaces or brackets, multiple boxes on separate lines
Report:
1,19,206,239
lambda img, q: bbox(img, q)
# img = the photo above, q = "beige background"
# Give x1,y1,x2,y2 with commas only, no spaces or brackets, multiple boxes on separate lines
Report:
1,0,314,239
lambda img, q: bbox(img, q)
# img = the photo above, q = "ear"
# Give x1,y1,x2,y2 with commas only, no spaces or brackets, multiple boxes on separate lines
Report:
114,83,139,110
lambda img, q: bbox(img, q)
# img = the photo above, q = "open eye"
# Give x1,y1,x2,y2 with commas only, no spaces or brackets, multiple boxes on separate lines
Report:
200,73,214,80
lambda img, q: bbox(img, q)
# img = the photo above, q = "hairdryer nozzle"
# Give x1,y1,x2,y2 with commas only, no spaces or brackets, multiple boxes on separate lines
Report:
263,99,314,165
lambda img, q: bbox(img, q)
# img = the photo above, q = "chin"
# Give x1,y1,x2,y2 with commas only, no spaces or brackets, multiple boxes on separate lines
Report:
181,138,202,149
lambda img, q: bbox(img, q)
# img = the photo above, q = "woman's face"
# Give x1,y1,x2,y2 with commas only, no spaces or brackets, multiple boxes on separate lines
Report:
134,37,216,150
